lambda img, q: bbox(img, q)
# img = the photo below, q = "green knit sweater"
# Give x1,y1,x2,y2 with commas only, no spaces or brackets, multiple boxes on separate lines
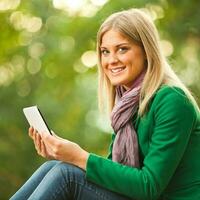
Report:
86,86,200,200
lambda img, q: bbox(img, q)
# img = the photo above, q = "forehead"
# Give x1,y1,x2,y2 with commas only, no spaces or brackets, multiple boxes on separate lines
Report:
101,29,132,47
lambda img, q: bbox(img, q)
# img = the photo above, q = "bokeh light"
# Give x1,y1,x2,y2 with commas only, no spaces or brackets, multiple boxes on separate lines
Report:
144,4,165,20
73,59,88,73
59,36,75,52
18,31,33,46
45,63,58,79
0,0,20,11
160,40,174,57
180,38,200,85
27,58,42,75
52,0,109,17
0,64,14,86
28,43,45,59
10,11,42,33
16,79,31,97
81,50,97,68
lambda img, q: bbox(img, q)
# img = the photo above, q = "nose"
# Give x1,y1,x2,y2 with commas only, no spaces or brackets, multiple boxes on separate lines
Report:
108,53,119,65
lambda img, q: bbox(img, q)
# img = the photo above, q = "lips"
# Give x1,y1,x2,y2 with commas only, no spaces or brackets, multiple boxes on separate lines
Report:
110,66,126,74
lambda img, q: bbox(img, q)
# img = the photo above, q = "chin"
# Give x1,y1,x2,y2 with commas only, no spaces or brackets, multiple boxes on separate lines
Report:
110,81,125,87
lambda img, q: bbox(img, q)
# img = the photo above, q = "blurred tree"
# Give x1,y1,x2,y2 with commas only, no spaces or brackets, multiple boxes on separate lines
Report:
0,0,199,199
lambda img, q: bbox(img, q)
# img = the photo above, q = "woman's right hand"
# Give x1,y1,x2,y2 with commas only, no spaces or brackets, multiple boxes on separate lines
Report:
28,127,53,159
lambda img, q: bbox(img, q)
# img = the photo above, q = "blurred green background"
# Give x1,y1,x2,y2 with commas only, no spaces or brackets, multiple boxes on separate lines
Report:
0,0,200,199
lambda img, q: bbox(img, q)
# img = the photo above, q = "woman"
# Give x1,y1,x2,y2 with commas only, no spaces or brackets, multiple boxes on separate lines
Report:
10,9,200,200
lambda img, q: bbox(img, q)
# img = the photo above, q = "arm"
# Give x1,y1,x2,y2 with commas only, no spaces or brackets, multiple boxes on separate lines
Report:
86,89,197,200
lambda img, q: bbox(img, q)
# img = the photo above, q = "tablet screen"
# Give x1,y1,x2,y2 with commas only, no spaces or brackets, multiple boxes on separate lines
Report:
23,106,52,135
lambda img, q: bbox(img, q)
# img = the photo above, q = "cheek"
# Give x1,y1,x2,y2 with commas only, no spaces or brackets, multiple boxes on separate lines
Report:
130,52,145,68
118,54,128,62
100,58,107,70
100,60,108,75
135,50,146,65
119,52,135,64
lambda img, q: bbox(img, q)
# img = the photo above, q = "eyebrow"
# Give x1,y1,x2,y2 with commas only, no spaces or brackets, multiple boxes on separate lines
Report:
100,42,130,48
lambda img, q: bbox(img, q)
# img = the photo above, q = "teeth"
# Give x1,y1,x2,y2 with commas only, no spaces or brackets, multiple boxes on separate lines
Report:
111,67,125,73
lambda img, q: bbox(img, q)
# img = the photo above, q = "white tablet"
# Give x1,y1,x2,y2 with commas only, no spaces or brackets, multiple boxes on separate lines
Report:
23,106,52,135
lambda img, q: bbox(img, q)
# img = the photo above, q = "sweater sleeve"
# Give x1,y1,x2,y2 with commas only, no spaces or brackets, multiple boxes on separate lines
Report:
86,88,197,200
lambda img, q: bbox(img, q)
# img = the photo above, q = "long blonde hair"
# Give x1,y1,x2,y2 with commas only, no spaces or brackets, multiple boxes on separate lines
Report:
97,8,199,116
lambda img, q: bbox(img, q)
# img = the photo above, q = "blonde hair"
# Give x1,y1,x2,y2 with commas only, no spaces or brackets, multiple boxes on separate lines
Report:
97,8,199,116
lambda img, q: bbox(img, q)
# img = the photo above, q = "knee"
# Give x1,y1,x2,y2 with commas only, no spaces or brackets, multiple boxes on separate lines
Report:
53,162,85,179
54,162,75,173
41,160,60,169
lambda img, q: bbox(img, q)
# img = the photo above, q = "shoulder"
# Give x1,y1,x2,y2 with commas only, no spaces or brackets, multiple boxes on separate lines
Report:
153,85,193,108
155,85,187,99
150,85,198,125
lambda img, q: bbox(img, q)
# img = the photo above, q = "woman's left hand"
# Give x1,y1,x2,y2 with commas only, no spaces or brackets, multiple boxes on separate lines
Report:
40,131,89,170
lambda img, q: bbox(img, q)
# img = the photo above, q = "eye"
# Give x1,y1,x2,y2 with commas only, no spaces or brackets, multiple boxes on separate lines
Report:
100,49,109,56
118,47,129,53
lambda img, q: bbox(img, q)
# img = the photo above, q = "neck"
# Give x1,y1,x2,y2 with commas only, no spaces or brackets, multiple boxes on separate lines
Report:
120,70,146,93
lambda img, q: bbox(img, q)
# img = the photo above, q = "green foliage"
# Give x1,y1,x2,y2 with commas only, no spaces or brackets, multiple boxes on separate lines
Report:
0,0,200,199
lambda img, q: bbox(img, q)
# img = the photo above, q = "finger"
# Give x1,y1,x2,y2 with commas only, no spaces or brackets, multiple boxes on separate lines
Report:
36,135,51,158
41,140,53,159
36,133,41,152
33,130,40,152
29,126,33,133
28,126,34,139
41,132,63,159
32,129,37,145
41,131,59,147
40,140,47,157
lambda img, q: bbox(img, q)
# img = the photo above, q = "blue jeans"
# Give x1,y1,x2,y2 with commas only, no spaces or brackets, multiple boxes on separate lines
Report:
10,160,130,200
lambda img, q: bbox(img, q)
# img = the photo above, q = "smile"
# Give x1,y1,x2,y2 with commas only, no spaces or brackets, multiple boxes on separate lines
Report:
110,66,126,74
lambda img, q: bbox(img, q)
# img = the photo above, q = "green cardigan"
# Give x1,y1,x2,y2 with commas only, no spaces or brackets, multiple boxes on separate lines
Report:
86,86,200,200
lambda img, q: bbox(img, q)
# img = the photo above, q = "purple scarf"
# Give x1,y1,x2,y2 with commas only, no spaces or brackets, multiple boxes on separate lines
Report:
111,71,146,167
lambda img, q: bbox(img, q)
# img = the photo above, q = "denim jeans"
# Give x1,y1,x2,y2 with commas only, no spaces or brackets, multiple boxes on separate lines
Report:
10,160,130,200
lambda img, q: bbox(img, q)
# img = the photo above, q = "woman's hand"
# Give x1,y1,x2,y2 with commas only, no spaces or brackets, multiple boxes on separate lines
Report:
28,127,89,170
28,127,54,159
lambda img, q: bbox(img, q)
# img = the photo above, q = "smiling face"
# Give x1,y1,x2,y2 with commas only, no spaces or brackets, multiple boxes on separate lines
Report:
100,29,146,89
